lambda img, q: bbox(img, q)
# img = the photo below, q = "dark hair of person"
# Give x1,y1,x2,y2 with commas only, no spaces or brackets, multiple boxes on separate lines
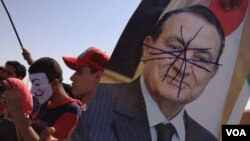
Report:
62,83,74,98
29,57,63,82
5,61,26,79
150,5,225,64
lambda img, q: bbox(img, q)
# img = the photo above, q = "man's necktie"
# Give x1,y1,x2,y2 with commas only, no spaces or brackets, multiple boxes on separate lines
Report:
156,123,176,141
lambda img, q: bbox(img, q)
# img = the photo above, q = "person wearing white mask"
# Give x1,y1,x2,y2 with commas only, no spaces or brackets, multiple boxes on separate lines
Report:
5,57,83,141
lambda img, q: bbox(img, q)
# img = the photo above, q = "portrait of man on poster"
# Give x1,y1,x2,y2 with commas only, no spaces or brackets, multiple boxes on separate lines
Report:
68,5,225,141
104,0,250,138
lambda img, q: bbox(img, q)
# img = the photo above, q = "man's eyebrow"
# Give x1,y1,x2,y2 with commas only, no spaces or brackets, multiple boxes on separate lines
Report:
193,49,213,59
165,35,184,45
166,35,213,57
31,78,39,83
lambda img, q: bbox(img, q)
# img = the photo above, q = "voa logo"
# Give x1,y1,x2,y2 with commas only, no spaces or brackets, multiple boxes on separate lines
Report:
226,129,246,136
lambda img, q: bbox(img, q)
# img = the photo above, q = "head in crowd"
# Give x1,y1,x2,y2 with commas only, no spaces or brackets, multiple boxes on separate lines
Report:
28,57,63,104
142,5,225,118
4,60,26,80
63,47,110,105
1,77,33,118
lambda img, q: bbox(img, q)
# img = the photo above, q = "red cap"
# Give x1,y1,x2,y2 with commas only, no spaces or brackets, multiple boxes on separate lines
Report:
62,47,110,71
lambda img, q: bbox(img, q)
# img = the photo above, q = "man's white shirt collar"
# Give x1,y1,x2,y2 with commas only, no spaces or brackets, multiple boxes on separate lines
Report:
140,76,185,141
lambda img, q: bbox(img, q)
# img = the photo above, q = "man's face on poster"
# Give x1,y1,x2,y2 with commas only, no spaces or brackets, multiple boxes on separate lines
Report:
142,12,221,104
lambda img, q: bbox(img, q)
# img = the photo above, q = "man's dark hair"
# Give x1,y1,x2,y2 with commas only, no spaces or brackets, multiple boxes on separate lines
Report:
29,57,63,82
63,83,74,98
5,60,26,79
150,5,225,63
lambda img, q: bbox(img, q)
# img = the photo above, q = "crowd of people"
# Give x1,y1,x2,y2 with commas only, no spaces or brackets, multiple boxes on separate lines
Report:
0,46,110,141
0,0,249,141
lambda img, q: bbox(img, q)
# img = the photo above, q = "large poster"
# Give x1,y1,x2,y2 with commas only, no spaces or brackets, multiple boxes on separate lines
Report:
101,0,250,139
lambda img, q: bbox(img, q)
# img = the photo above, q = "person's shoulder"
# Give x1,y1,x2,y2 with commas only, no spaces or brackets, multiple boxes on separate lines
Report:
56,98,83,115
98,82,131,89
98,78,140,92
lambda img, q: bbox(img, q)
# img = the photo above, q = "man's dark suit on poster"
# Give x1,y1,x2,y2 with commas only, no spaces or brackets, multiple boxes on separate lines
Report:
70,78,217,141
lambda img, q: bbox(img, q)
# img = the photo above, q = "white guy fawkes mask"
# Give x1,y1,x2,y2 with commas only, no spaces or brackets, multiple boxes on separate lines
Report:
29,73,53,104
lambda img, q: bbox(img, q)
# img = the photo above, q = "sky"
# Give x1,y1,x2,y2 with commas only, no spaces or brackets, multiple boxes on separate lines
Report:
1,0,249,112
0,0,140,85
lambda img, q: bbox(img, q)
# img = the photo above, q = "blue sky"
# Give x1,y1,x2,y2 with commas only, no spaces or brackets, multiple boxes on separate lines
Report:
0,0,140,84
1,0,249,111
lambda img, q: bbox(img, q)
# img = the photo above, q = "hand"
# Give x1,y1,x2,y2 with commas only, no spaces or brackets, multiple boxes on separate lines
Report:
40,127,59,141
5,90,23,118
220,0,242,12
0,93,11,118
22,47,34,65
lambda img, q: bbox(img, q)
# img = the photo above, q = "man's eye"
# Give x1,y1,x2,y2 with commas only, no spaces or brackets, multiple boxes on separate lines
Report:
168,44,182,52
197,56,209,64
33,83,40,86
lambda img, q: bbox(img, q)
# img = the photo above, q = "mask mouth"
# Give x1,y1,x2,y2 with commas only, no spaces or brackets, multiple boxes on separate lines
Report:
34,92,44,97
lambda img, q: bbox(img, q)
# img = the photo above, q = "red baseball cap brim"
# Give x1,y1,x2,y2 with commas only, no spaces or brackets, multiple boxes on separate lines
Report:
62,56,88,70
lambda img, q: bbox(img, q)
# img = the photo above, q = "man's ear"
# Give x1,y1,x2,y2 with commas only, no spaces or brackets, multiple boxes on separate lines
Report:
142,36,153,62
50,79,60,89
94,71,103,83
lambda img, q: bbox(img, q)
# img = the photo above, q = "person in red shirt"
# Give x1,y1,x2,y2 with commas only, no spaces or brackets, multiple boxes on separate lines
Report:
39,47,110,141
62,47,110,108
5,57,83,141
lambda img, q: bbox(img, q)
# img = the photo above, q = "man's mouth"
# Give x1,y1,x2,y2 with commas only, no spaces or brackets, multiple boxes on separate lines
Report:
34,92,44,97
166,75,190,89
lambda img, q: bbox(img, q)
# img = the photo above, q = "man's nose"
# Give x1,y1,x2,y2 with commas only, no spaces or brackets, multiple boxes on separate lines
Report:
172,53,192,76
70,73,75,81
